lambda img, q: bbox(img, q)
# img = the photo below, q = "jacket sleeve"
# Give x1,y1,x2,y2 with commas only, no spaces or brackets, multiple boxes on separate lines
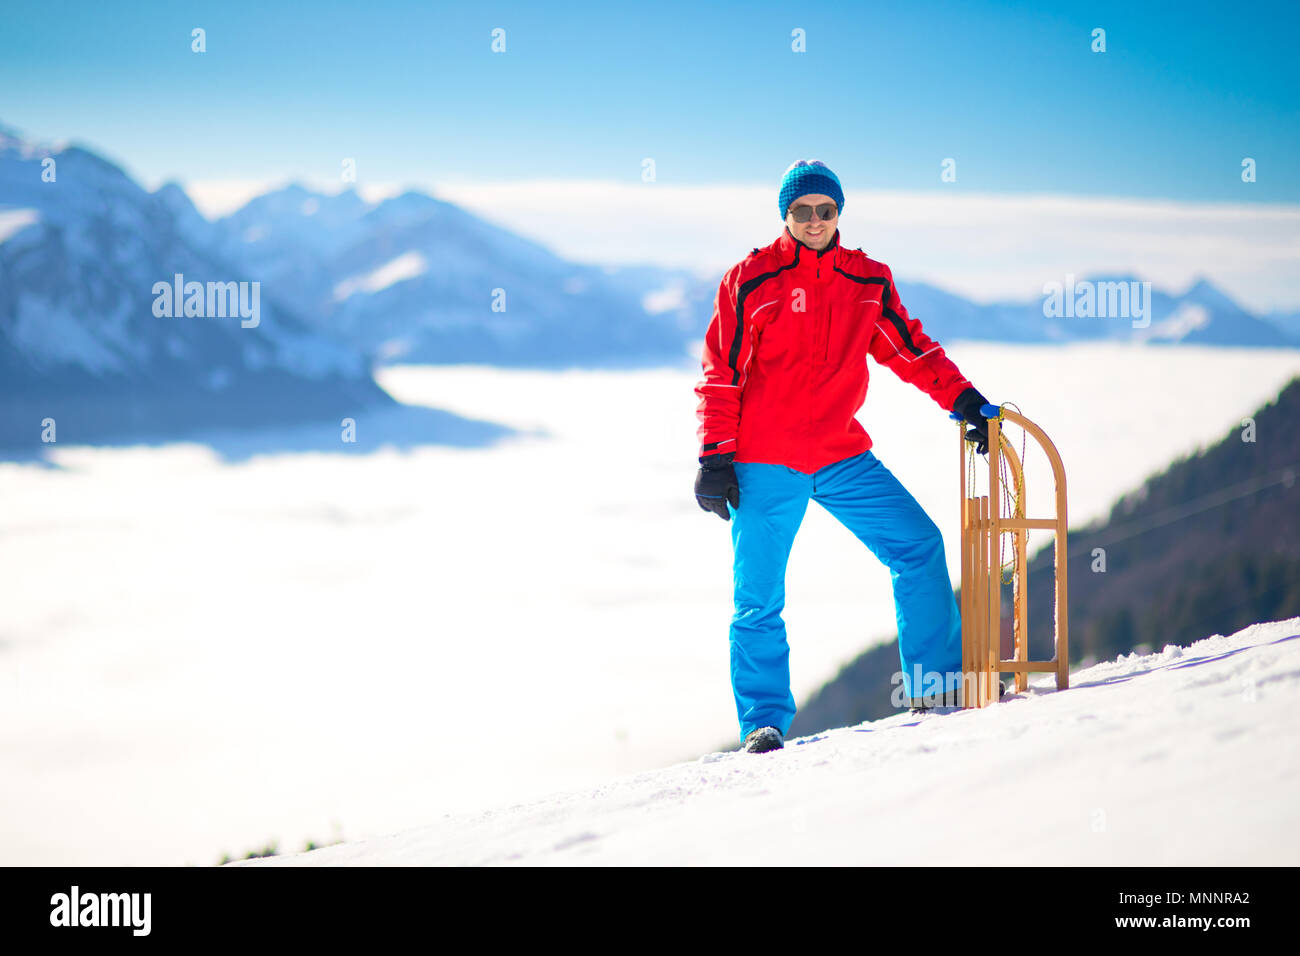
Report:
868,263,972,412
694,263,753,460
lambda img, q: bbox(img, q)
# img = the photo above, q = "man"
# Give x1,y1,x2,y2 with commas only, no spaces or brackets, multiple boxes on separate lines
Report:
693,159,993,754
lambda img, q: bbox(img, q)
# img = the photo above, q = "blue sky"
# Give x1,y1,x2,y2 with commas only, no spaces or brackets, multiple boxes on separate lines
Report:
2,0,1297,200
3,1,1298,309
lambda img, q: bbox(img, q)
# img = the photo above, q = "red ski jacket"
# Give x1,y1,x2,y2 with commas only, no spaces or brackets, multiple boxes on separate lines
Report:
694,226,974,474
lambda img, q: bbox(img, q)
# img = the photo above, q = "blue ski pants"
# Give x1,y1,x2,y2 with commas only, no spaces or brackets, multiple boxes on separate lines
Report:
726,449,961,741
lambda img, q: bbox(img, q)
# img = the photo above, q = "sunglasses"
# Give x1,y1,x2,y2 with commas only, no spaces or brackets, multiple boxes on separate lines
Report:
788,202,838,223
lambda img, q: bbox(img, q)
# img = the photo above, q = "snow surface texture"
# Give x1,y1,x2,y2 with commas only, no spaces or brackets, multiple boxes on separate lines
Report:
2,347,1297,865
236,618,1300,866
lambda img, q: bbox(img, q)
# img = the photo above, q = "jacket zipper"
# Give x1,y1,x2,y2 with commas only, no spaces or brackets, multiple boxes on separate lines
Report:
823,302,832,363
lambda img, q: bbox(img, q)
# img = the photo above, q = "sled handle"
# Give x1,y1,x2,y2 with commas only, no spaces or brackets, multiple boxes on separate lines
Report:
950,404,1004,420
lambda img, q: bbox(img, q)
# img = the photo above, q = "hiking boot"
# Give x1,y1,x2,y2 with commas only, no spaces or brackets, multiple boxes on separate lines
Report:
908,686,961,712
743,727,784,753
909,680,1005,713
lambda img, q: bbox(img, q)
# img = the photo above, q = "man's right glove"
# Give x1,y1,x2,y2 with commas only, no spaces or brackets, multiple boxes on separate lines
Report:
952,386,992,455
695,451,739,521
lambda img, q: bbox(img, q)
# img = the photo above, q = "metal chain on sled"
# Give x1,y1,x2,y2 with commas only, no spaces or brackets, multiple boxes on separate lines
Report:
967,408,1027,586
998,403,1027,586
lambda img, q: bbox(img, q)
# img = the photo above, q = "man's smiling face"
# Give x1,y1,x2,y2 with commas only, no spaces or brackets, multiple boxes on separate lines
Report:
784,193,838,251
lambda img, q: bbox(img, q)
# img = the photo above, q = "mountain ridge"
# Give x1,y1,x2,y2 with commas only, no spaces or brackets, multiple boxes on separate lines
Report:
0,130,393,449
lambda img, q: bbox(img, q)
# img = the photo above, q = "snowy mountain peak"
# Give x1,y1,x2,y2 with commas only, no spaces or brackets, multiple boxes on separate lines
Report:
152,180,201,215
0,121,26,152
379,189,444,211
219,182,367,221
52,143,138,185
362,189,453,228
0,123,67,159
297,185,369,218
213,182,379,261
1181,276,1244,313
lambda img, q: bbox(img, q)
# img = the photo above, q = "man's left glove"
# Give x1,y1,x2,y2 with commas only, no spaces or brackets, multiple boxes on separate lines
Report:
695,451,739,521
952,386,991,455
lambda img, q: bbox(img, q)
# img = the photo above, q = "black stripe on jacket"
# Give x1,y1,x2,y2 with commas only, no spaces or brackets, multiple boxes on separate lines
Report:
726,245,805,385
834,266,924,358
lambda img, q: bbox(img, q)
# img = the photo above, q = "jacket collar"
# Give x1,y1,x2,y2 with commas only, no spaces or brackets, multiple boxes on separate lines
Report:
776,225,841,268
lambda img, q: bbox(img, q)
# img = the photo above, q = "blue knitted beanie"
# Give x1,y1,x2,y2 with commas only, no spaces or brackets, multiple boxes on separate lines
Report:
779,159,844,219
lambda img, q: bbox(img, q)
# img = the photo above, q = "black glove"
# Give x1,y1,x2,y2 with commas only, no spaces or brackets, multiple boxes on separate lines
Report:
695,451,739,521
952,387,991,455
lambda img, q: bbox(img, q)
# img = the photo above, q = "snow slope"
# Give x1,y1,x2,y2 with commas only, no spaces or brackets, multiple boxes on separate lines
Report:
235,618,1300,866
